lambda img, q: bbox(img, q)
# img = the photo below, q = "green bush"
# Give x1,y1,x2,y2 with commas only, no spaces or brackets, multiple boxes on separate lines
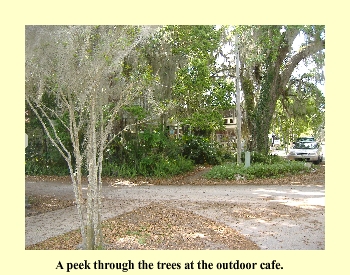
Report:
101,128,195,178
102,155,194,178
26,125,195,178
181,135,223,165
239,151,285,165
151,156,194,178
25,159,69,176
205,160,310,180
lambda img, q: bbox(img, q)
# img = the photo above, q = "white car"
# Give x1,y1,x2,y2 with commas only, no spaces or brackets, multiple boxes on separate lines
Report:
287,141,323,164
296,137,316,143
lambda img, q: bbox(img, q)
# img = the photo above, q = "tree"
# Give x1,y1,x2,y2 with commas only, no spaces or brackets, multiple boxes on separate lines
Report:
221,25,325,154
25,25,159,249
145,25,234,137
171,26,234,136
271,73,325,148
241,26,325,154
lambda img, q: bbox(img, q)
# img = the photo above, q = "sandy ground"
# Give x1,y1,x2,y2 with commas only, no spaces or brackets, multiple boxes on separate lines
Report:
25,173,325,249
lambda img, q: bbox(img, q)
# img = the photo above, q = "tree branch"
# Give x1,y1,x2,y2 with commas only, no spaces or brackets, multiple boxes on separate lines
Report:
42,105,70,132
281,38,325,87
26,97,71,163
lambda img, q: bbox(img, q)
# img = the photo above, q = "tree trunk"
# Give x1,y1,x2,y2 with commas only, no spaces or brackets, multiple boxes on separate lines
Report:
85,88,103,250
252,65,282,155
240,27,325,155
241,76,255,151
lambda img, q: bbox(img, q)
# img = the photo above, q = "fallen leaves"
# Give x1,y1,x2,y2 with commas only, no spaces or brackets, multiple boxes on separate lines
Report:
25,164,325,250
184,200,314,222
26,202,260,250
25,195,75,217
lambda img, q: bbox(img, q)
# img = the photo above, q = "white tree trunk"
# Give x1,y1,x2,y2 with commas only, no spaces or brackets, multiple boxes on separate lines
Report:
26,25,160,250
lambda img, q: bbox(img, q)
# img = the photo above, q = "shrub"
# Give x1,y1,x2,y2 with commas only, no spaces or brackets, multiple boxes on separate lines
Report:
205,160,310,180
102,128,195,178
204,163,245,180
102,155,194,178
240,151,285,165
25,159,69,176
181,135,223,165
152,156,194,178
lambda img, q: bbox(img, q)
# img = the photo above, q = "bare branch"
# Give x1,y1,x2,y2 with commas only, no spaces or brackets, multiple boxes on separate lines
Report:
42,105,70,132
26,97,71,163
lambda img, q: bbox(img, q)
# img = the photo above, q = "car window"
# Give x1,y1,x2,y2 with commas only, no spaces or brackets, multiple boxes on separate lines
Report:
294,142,318,149
297,137,315,142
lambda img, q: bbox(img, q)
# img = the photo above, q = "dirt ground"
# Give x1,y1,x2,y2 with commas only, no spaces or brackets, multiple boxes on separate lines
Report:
25,164,325,250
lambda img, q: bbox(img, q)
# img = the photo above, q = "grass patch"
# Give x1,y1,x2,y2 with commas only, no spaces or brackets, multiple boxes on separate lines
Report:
126,227,150,245
205,161,310,180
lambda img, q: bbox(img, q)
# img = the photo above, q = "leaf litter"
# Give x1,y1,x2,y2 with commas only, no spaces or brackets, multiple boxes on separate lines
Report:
25,165,324,250
26,202,260,250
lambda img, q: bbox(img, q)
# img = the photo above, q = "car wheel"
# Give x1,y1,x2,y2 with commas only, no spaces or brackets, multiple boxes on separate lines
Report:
313,157,321,165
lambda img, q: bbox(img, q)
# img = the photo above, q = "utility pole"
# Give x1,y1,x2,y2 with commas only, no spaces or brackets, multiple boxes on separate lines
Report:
235,34,242,165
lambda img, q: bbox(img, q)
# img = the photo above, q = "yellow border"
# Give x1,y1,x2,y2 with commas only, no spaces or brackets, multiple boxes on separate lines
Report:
1,1,348,274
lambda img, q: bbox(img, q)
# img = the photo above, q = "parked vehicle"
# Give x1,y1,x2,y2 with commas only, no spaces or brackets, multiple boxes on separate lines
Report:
295,137,316,143
287,141,323,164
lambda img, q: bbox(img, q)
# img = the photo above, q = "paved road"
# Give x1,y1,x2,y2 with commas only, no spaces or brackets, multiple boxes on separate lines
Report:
25,182,325,249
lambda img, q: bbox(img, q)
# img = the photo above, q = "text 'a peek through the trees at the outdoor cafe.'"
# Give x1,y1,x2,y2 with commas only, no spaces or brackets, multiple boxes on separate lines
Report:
56,259,284,272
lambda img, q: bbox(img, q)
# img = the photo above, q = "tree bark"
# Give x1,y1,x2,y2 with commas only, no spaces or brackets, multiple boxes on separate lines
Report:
248,35,325,154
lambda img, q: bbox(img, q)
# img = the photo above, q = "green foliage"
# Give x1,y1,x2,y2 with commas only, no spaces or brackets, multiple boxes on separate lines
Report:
103,128,194,178
271,76,325,144
248,152,285,165
141,155,194,178
25,97,71,176
168,25,234,136
26,25,325,180
181,135,223,165
165,25,221,58
103,155,193,178
122,105,147,120
205,160,310,180
25,159,69,176
26,125,196,178
236,25,325,154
